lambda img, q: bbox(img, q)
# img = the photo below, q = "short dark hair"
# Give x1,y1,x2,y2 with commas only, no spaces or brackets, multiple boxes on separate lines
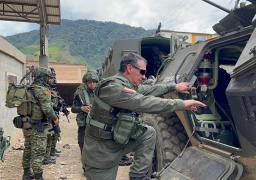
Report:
119,53,147,73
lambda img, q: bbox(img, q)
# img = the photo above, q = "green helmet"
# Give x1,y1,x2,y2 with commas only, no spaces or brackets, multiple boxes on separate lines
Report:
82,71,99,83
34,67,54,85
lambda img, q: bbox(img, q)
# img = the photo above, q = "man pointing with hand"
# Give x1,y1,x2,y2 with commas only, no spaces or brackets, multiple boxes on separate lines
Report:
82,52,206,180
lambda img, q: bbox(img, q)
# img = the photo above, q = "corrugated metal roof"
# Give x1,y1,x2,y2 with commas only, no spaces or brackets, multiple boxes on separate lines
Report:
0,0,60,24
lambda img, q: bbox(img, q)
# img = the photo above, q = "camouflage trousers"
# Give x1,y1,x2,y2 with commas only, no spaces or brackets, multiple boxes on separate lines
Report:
51,133,59,154
45,133,59,160
22,128,47,174
82,125,156,180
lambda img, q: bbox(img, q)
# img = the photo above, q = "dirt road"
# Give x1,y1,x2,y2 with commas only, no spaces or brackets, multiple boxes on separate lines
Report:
0,112,129,180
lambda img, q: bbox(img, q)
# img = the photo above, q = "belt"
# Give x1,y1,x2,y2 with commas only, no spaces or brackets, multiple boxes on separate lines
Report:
86,114,113,132
86,126,113,140
86,114,113,139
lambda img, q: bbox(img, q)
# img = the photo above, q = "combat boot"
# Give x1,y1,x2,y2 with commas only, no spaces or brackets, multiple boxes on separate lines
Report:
43,156,56,165
22,168,35,180
34,172,44,180
55,148,61,154
50,151,60,157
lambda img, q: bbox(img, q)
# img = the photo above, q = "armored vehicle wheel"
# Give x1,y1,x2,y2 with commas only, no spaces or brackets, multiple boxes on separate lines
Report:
142,113,188,173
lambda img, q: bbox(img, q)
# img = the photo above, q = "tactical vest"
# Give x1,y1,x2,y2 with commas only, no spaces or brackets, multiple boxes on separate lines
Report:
87,75,145,144
75,84,94,127
89,75,130,124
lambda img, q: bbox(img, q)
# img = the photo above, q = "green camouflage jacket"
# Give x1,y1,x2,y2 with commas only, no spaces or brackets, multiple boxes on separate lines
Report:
31,84,57,122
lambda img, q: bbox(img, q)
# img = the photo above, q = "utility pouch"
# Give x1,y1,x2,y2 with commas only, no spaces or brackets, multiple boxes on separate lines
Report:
130,123,146,140
113,112,136,145
13,116,23,129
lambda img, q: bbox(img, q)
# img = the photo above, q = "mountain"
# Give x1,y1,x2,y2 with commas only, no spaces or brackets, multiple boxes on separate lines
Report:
6,19,154,69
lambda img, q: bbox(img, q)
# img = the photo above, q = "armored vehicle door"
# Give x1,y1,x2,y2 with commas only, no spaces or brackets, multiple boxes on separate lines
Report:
158,41,208,82
226,27,256,154
155,146,243,180
101,39,141,78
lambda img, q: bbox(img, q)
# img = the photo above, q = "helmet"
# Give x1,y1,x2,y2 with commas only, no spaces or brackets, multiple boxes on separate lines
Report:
34,67,54,86
82,71,99,83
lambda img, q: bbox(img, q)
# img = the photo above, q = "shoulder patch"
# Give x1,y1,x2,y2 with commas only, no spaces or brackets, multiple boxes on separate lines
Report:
44,90,51,97
122,87,136,94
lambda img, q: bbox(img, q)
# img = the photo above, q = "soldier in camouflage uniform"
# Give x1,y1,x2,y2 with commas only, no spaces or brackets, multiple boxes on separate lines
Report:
44,68,69,164
49,68,70,157
43,80,57,164
71,71,99,153
82,53,206,180
22,68,58,180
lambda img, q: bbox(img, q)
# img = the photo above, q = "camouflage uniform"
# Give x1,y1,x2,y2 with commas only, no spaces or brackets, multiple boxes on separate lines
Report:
71,71,98,153
44,90,60,164
82,74,186,180
50,90,61,155
22,68,57,180
44,68,67,163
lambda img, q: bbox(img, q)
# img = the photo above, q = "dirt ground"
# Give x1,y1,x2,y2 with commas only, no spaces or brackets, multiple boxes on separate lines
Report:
0,111,129,180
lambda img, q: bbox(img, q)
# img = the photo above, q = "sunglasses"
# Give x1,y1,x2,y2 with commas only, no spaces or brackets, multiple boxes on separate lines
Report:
131,64,147,76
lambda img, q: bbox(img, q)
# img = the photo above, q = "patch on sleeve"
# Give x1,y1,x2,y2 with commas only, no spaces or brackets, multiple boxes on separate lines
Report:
44,90,51,97
122,87,136,94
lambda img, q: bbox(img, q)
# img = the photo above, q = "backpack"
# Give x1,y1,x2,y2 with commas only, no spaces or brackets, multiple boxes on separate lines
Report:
5,83,35,116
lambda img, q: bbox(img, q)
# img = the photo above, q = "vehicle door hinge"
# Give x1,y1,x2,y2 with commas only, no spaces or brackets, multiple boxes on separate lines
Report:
249,46,256,57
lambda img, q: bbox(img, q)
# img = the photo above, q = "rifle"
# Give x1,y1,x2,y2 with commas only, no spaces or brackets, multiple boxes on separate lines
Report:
51,90,70,123
0,128,11,162
58,97,70,122
49,124,61,135
77,93,87,106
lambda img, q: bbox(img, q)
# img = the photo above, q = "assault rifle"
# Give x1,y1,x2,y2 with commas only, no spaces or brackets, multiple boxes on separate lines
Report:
0,128,10,161
77,94,87,106
49,123,61,136
57,96,70,122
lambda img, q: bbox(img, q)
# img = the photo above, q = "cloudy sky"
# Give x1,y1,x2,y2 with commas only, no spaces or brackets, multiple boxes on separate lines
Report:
0,0,249,36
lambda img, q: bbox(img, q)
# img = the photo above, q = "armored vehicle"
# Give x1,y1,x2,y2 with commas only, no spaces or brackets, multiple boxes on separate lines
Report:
99,1,256,179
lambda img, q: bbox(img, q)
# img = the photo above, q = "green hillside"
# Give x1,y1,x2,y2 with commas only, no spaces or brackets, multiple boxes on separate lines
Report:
6,19,154,69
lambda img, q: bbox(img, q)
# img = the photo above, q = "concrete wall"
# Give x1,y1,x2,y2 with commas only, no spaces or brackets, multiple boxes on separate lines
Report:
0,36,26,137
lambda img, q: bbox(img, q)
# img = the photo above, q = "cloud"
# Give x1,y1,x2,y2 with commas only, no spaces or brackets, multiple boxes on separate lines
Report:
0,0,249,36
0,21,38,36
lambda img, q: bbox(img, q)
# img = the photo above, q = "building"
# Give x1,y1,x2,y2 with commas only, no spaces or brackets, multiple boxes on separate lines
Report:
157,30,217,44
0,37,87,134
0,36,26,135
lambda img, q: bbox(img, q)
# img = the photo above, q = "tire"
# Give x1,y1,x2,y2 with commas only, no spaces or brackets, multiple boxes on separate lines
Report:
142,113,188,172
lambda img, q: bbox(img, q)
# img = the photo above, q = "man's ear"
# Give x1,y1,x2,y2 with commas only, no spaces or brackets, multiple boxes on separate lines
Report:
127,64,133,74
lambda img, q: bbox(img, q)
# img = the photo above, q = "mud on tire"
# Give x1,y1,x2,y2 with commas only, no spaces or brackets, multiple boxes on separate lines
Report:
142,113,188,172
